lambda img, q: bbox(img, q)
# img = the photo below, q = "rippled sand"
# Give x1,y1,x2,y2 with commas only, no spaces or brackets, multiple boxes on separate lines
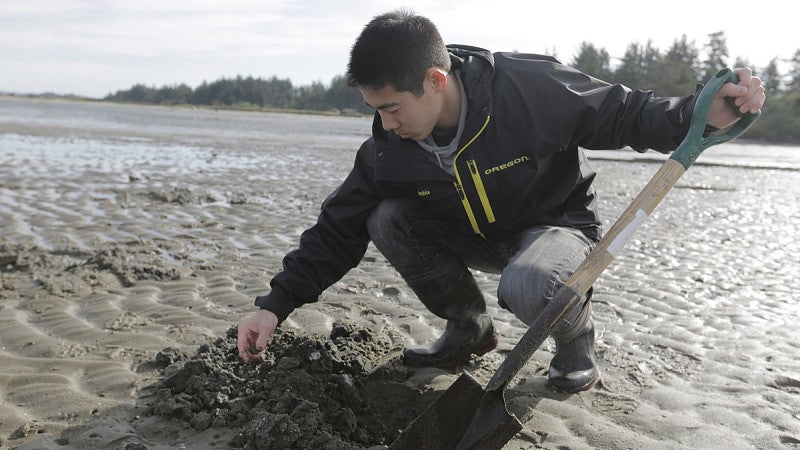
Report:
1,98,799,449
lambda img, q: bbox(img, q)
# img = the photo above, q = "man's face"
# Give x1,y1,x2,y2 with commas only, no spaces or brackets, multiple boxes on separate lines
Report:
360,78,442,141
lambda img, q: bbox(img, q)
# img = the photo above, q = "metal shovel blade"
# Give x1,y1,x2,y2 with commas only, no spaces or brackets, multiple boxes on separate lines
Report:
389,371,483,450
454,385,522,449
389,370,521,449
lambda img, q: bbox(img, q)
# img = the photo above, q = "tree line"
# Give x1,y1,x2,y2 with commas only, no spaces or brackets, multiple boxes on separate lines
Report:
105,75,369,116
105,31,800,143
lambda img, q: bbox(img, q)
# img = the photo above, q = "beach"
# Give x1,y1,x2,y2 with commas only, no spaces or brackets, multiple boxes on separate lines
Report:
1,96,798,449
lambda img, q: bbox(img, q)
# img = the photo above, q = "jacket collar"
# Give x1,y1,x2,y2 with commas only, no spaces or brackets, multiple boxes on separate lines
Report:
446,45,494,140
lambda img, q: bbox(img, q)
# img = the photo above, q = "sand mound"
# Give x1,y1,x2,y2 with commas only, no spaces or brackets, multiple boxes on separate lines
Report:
145,322,434,449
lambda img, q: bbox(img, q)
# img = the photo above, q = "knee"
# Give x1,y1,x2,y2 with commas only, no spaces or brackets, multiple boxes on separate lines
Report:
496,231,591,325
496,262,551,324
497,268,591,327
366,199,409,247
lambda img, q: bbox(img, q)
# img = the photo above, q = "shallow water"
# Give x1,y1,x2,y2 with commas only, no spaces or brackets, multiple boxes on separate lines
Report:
2,96,799,171
0,97,369,166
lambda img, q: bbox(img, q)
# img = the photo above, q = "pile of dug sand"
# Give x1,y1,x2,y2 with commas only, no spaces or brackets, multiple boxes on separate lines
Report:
145,321,437,449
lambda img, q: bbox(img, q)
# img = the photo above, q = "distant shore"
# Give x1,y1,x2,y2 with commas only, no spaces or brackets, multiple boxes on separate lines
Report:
0,92,369,118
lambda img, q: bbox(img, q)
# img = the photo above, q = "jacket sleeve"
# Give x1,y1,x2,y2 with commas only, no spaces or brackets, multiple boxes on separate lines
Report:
544,66,699,152
255,138,383,323
495,56,699,154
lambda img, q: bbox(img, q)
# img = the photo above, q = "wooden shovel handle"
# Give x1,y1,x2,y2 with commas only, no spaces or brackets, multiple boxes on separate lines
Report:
485,68,760,391
565,158,685,296
486,160,686,390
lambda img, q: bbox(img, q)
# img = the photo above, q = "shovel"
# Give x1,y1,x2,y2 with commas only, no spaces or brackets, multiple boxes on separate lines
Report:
390,68,760,450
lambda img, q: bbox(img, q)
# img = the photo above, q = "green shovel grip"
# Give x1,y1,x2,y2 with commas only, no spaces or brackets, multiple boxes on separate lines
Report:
670,68,761,169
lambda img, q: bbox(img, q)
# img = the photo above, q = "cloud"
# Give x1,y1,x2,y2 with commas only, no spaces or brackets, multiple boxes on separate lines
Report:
1,0,795,97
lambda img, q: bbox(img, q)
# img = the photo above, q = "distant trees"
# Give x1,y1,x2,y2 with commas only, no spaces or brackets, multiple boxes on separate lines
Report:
761,59,782,95
701,31,729,83
105,31,799,142
570,31,799,142
572,31,800,95
106,74,369,115
787,49,800,92
658,35,702,96
108,83,194,105
571,42,613,81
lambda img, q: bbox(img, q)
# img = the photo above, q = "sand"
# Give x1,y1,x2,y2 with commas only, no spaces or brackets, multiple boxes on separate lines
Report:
1,98,799,449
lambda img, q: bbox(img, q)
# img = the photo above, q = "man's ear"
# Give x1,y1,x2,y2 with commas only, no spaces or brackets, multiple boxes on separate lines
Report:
428,67,448,93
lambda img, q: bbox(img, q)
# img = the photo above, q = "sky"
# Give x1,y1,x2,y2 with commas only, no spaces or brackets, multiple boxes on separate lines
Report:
1,0,796,99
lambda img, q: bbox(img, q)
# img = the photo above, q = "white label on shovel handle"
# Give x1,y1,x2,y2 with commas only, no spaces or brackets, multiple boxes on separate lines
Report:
607,208,648,257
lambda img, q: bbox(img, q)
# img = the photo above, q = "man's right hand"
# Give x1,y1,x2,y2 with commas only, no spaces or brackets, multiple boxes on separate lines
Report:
237,309,279,362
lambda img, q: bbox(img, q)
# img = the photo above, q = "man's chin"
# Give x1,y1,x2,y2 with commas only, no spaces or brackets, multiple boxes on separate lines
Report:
397,132,424,141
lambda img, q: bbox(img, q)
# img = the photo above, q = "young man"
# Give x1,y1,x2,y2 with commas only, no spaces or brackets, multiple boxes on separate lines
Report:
238,10,764,392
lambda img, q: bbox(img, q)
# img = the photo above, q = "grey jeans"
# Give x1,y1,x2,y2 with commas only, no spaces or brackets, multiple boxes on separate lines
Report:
366,199,595,335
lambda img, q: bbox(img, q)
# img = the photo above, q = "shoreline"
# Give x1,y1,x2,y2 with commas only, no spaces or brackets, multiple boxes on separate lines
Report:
0,93,370,119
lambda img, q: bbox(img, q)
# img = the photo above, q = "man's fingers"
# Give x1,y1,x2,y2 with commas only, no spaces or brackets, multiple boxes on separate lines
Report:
236,329,249,355
730,79,765,113
719,81,764,115
236,310,279,363
237,317,263,362
733,67,753,85
255,331,270,351
725,68,764,114
742,77,766,113
253,309,279,351
719,83,748,100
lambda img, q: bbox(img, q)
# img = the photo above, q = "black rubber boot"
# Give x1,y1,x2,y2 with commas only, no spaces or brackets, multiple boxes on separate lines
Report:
547,297,598,393
547,318,599,393
403,313,497,368
400,253,498,369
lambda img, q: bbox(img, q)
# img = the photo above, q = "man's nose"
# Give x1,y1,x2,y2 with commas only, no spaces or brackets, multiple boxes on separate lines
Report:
379,112,398,131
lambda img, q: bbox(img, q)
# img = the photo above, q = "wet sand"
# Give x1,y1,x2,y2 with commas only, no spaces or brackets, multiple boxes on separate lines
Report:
1,98,799,449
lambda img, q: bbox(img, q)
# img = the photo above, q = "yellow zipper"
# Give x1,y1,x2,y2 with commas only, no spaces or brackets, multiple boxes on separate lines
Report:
467,159,496,223
452,115,491,235
453,182,481,234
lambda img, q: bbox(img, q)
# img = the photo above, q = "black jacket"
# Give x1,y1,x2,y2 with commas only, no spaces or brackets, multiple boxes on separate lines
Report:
257,45,697,322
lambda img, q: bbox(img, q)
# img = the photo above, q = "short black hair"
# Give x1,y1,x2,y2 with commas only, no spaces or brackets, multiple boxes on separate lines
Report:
346,9,450,96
